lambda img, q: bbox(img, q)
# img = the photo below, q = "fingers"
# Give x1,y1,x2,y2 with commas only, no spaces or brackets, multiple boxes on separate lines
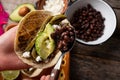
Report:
40,75,46,80
5,23,18,32
40,75,50,80
45,75,50,80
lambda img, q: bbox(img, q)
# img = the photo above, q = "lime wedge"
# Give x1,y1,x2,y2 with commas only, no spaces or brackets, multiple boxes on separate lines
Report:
1,70,20,80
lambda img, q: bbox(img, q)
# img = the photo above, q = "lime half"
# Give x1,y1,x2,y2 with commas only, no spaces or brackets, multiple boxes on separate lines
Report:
1,70,20,80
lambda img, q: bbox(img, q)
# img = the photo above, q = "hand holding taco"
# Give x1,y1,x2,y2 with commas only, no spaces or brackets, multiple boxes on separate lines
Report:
14,10,75,69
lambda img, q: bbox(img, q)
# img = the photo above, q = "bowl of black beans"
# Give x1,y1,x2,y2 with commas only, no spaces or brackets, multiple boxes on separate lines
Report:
66,0,117,45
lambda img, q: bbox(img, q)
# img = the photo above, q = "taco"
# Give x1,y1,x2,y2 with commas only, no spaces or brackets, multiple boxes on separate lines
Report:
14,10,75,69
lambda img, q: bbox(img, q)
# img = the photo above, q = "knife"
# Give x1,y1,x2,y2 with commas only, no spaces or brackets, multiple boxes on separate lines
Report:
49,55,63,80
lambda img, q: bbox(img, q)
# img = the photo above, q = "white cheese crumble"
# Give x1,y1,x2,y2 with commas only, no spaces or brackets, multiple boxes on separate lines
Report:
47,43,51,49
52,25,61,29
43,0,65,15
36,56,42,62
22,51,30,58
29,67,34,72
45,40,51,49
61,19,69,24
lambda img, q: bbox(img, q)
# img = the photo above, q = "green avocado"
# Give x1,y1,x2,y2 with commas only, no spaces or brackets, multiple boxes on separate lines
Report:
9,3,35,22
35,23,55,60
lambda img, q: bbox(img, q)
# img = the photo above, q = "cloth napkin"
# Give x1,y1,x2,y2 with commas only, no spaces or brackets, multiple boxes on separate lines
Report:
0,2,9,35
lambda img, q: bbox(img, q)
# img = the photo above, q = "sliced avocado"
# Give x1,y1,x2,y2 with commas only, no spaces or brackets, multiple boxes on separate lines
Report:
9,3,35,22
44,23,55,35
35,23,55,60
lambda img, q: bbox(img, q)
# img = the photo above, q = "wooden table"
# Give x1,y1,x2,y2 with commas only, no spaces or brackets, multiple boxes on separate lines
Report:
1,0,120,80
70,0,120,80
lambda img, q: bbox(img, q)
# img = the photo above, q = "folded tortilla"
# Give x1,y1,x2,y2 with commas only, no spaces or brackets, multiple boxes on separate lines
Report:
14,10,62,69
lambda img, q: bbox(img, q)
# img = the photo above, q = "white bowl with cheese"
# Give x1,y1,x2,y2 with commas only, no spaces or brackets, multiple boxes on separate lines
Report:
43,0,68,15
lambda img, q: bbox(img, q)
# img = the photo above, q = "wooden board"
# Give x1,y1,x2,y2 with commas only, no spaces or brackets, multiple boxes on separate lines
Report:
70,0,120,80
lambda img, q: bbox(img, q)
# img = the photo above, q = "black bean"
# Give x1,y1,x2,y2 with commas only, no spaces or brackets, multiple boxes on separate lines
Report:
75,31,79,34
68,27,73,31
90,24,94,29
88,12,93,16
69,32,74,36
58,41,63,49
64,35,69,40
63,46,68,51
51,24,75,52
86,30,90,35
70,4,105,42
62,40,67,46
61,32,67,38
70,36,75,42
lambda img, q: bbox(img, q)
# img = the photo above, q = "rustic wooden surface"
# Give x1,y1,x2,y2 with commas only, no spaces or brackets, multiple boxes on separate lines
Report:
1,0,120,80
70,0,120,80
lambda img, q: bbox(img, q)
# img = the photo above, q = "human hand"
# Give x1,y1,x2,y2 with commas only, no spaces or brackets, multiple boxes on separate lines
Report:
0,26,30,71
40,75,50,80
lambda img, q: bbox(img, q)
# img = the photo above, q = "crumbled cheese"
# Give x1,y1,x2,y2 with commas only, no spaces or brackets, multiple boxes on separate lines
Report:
22,51,30,58
61,19,69,24
52,25,61,29
45,40,51,49
29,67,34,72
47,43,51,49
43,0,65,15
36,56,42,62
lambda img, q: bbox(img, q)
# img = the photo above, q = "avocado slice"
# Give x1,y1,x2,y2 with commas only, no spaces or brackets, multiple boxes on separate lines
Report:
35,23,55,60
9,3,35,22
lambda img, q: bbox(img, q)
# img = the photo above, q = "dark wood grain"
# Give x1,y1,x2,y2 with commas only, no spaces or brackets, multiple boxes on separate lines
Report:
104,0,120,9
70,0,120,80
70,54,120,80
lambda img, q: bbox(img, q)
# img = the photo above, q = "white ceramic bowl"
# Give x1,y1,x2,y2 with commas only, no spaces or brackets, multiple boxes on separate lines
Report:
66,0,117,45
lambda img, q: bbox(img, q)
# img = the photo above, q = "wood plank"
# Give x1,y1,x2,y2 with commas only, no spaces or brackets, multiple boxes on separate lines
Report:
70,54,120,80
70,6,120,80
104,0,120,8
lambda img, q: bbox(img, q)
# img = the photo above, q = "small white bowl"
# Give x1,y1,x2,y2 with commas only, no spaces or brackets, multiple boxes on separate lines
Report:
65,0,117,45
